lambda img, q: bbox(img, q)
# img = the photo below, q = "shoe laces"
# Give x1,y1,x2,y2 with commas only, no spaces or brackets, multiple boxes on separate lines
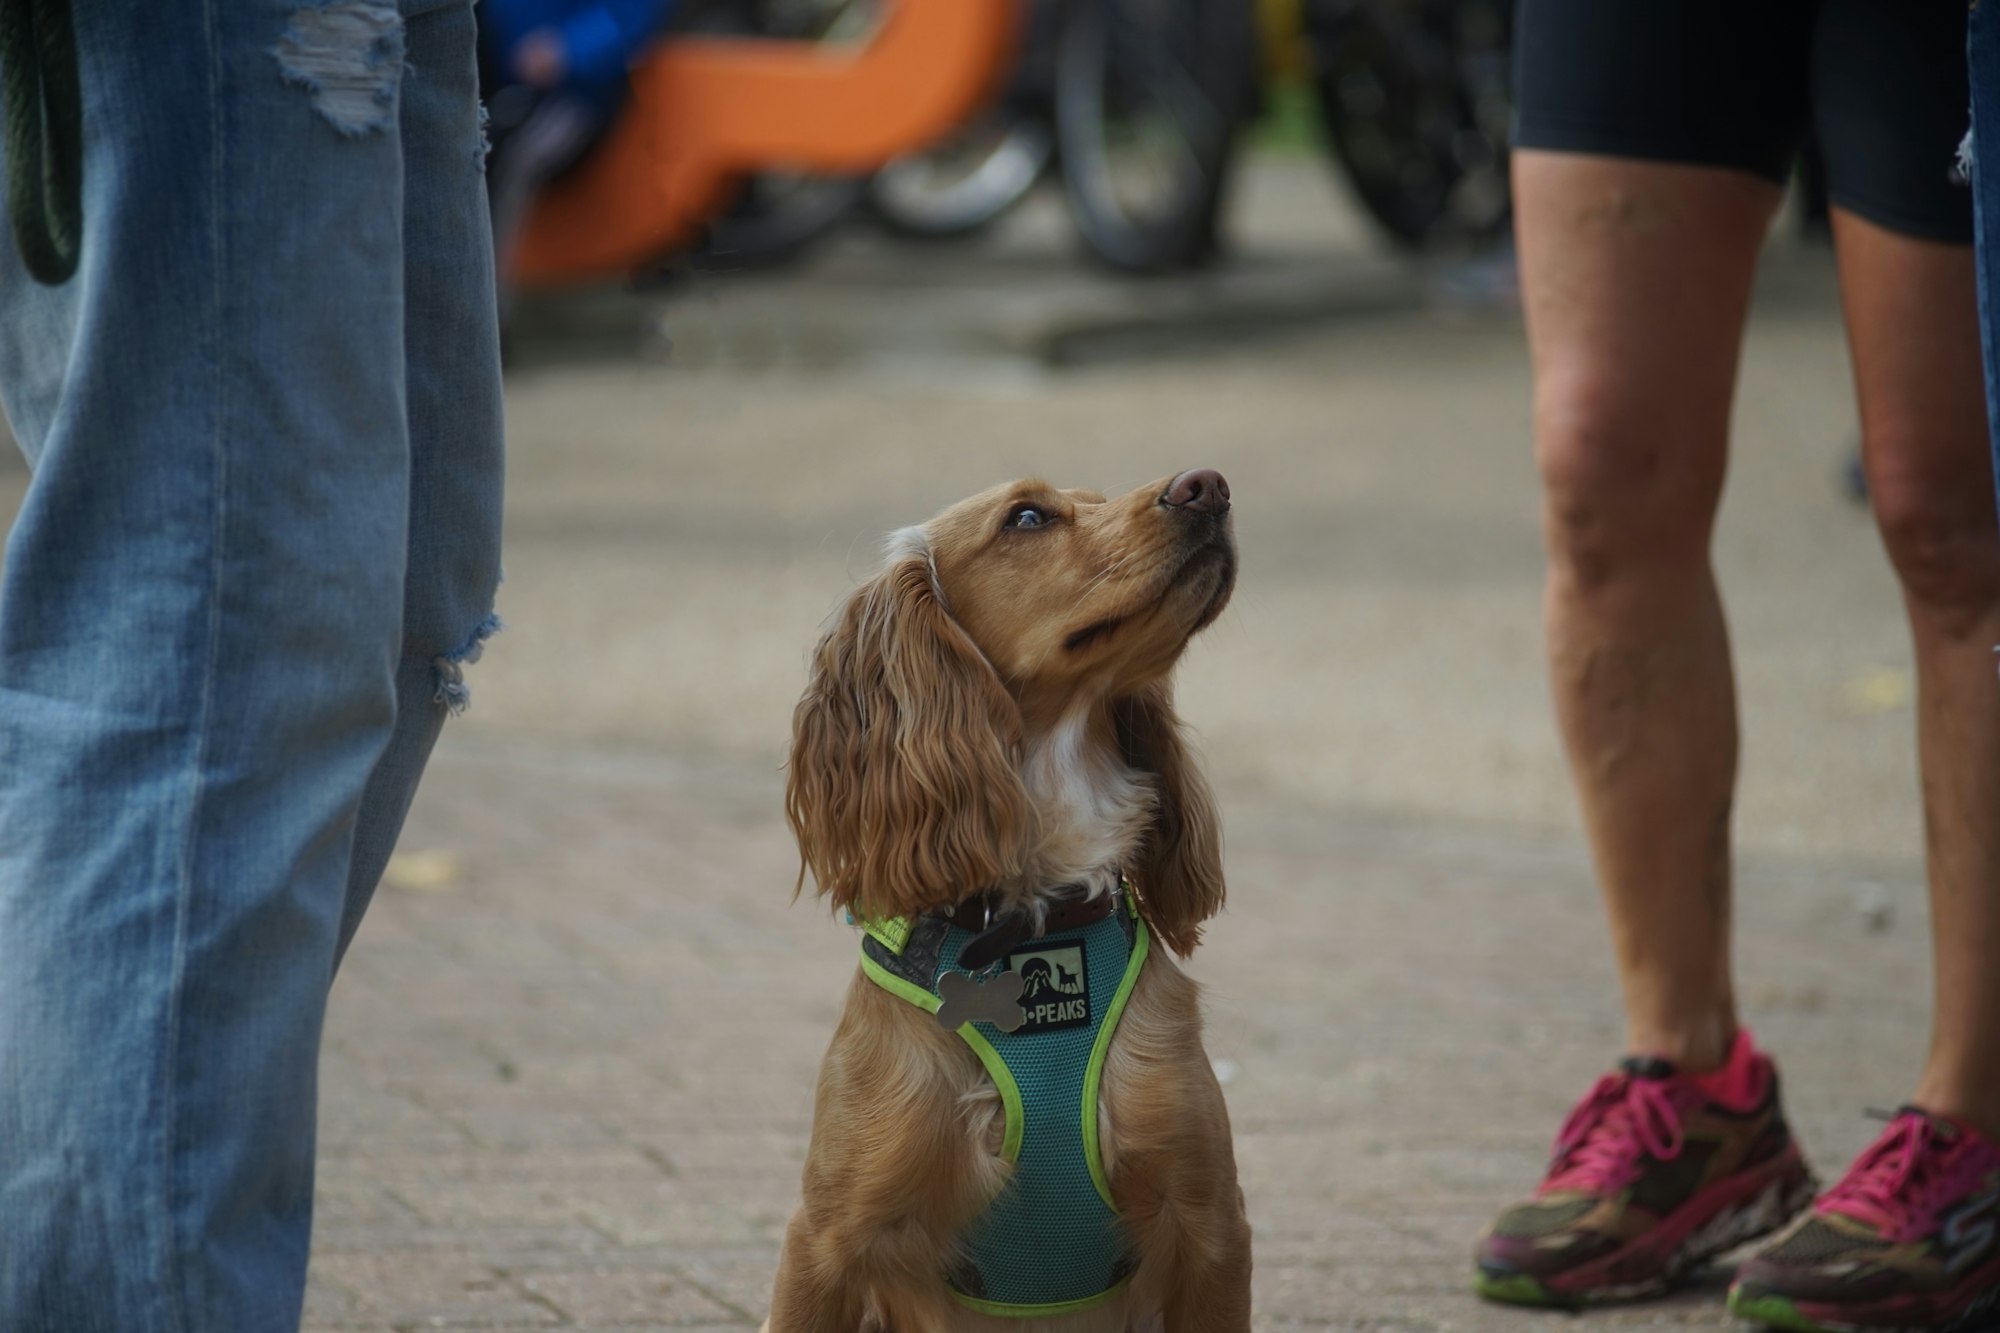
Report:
1540,1072,1687,1196
1820,1109,1996,1242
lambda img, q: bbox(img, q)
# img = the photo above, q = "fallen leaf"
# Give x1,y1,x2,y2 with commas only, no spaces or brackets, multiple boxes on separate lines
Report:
382,850,461,893
1840,667,1911,715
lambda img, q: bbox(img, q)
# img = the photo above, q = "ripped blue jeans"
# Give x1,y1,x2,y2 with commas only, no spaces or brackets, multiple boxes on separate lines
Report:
0,1,503,1329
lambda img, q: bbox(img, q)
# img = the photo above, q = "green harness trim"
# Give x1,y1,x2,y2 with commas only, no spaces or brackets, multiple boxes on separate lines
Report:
859,894,1150,1316
858,949,1026,1163
949,1271,1138,1319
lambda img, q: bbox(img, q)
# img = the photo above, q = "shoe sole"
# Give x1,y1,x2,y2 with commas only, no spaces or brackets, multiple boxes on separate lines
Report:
1476,1159,1820,1309
1729,1291,1850,1333
1473,1269,1567,1307
1728,1256,2000,1333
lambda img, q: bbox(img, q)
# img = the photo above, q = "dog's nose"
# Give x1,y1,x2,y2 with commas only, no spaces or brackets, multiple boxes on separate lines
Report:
1162,468,1230,515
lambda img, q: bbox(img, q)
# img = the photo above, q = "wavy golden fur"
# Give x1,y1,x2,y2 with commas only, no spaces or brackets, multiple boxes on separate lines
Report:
770,471,1251,1332
787,548,1036,924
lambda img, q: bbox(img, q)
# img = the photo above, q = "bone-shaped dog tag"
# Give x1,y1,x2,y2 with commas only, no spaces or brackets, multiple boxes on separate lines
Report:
936,969,1026,1033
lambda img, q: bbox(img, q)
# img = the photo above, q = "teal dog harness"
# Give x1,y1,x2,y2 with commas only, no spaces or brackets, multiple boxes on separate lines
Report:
858,890,1150,1317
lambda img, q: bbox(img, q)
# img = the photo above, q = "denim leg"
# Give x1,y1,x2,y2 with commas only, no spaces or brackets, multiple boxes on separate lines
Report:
0,1,491,1328
1971,0,2000,513
337,0,505,963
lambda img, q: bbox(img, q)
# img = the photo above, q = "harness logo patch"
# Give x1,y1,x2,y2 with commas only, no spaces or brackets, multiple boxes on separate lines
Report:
1006,939,1089,1033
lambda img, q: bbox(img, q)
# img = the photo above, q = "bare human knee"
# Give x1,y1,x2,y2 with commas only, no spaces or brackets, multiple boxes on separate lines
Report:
1869,449,2000,638
1535,380,1719,601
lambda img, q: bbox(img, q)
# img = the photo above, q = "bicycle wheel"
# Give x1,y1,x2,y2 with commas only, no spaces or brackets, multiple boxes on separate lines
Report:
869,111,1054,240
700,173,867,269
1305,0,1512,250
1054,0,1257,274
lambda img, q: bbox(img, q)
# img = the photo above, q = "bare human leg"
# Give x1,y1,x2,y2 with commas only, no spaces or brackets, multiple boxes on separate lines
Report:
1833,211,2000,1139
1518,151,1782,1070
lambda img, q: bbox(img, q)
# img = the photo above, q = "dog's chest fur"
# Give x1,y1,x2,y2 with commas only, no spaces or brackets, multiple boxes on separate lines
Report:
1018,712,1150,901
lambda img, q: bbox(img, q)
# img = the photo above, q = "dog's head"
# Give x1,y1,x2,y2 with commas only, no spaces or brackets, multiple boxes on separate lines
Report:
787,470,1234,955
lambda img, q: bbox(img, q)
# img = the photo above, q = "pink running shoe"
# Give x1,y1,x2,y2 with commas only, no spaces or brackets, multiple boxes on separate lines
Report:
1476,1030,1818,1306
1730,1108,2000,1331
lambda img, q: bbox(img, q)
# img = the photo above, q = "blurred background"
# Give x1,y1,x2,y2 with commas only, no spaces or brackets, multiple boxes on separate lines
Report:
0,1,1937,1325
475,0,1880,861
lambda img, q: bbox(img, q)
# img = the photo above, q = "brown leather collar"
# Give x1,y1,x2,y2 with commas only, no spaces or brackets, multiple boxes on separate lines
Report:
942,884,1117,934
942,883,1120,971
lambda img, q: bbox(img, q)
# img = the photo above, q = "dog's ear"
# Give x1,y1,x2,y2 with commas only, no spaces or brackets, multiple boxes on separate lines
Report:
1114,681,1224,956
786,546,1034,922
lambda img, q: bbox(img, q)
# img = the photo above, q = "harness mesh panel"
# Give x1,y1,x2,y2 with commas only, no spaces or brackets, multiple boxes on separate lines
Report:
931,911,1139,1309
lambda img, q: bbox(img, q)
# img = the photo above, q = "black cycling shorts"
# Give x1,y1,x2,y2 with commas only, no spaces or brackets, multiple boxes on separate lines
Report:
1513,0,1973,244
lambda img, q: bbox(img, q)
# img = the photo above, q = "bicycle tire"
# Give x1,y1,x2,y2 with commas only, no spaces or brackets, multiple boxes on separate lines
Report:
869,112,1055,240
699,173,867,269
1054,0,1257,274
1306,0,1512,250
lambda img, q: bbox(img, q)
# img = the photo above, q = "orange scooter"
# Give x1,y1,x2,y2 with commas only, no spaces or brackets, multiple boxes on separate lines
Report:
513,0,1020,284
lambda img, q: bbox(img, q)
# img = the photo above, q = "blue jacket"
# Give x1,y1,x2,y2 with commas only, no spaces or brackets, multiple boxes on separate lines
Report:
481,0,673,100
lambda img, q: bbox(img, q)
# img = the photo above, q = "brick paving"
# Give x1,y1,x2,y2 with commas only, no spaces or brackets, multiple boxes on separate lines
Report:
307,740,1931,1330
0,200,1933,1325
3,154,1906,1330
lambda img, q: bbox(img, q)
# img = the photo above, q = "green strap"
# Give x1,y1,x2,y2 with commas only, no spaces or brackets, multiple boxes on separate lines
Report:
1080,913,1148,1208
1,0,81,285
857,951,1026,1162
950,1271,1136,1319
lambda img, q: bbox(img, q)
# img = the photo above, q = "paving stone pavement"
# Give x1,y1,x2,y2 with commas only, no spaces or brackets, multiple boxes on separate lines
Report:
0,154,1933,1331
306,744,1929,1331
302,167,1942,1328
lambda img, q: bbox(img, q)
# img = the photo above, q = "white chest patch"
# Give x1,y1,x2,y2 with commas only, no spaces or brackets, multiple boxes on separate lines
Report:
1019,713,1149,895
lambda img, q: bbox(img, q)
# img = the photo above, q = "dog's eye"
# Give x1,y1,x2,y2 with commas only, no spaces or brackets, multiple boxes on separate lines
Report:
1004,505,1051,531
